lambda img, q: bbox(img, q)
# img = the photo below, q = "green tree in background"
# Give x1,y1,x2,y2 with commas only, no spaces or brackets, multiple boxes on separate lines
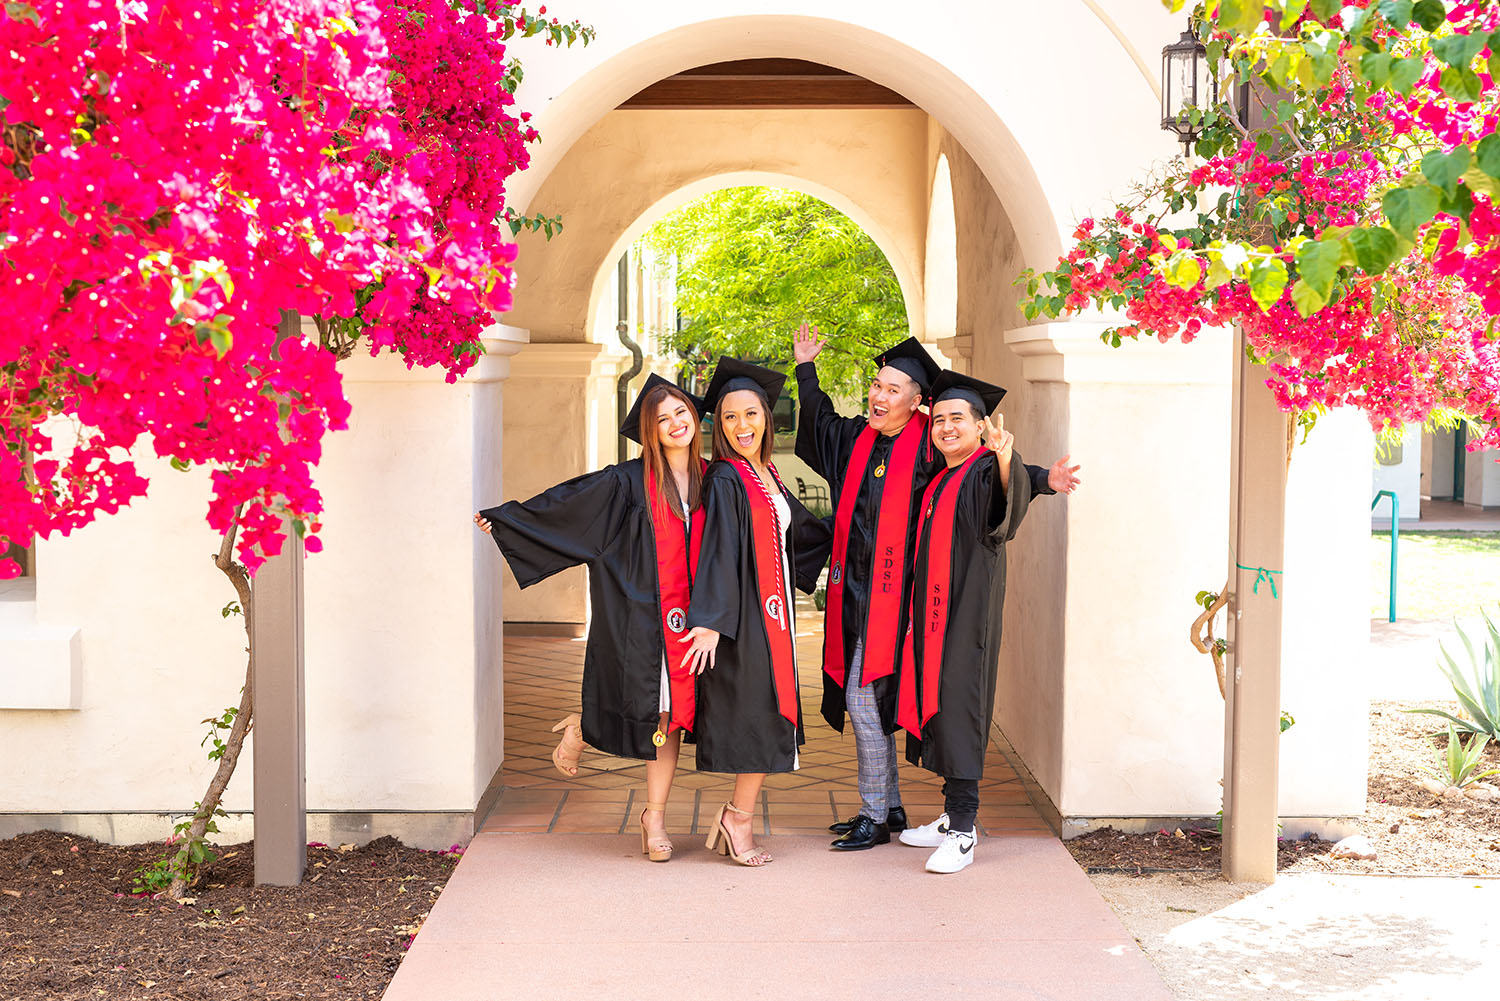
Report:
639,186,908,399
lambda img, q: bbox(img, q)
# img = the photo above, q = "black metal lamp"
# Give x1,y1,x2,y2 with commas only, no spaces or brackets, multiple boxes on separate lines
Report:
1161,28,1210,151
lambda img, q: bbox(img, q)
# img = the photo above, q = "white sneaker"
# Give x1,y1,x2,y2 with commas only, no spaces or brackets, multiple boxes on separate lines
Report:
924,829,977,873
898,813,951,848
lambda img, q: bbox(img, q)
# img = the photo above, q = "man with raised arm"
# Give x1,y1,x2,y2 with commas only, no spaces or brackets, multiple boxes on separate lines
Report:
793,324,1080,851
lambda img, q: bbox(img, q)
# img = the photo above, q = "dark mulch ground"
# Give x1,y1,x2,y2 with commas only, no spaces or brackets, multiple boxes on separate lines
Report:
1065,824,1330,874
1067,699,1500,878
0,833,460,1001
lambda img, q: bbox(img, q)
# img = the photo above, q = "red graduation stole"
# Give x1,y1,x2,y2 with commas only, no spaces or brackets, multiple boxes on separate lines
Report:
647,463,707,735
727,459,800,727
824,412,929,688
897,446,989,737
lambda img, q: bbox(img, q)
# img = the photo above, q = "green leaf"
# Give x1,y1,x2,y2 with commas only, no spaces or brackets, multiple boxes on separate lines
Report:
208,325,232,358
170,457,192,473
1248,257,1289,310
1164,252,1203,289
1295,236,1344,295
3,3,40,27
1383,184,1441,240
1439,65,1483,103
1411,0,1445,31
1422,145,1471,197
1291,278,1328,316
1476,134,1500,180
1389,56,1425,94
1310,0,1340,20
1359,51,1393,87
1376,0,1412,28
1278,0,1308,31
1345,226,1400,274
1432,31,1486,69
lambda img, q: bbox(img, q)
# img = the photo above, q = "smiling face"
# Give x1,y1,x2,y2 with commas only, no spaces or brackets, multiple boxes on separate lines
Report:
653,394,697,454
930,398,984,463
715,388,770,463
867,366,923,434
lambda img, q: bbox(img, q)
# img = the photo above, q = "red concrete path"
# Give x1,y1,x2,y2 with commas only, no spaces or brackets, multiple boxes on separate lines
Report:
383,832,1171,1001
383,615,1171,1000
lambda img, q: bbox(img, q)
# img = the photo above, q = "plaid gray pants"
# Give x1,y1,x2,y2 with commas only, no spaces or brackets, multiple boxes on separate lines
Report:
846,639,901,823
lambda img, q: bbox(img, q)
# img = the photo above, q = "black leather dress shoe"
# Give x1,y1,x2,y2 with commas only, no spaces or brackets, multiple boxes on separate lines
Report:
830,815,891,851
829,805,907,836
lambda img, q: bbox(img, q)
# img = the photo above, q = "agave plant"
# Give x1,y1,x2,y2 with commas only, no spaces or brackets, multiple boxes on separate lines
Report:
1409,608,1500,741
1427,723,1500,790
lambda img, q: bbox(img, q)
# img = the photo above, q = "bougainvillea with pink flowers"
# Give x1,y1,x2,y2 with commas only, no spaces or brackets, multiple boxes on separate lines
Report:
0,0,590,578
1024,0,1500,449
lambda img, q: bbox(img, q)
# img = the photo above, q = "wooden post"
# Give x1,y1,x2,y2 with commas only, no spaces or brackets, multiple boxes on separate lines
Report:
1222,327,1288,882
251,516,306,885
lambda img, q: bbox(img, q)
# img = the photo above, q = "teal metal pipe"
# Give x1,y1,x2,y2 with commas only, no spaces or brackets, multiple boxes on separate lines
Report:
1371,490,1399,623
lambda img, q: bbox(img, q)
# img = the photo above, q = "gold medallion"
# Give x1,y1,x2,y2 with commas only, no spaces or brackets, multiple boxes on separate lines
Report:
651,729,667,747
873,463,886,478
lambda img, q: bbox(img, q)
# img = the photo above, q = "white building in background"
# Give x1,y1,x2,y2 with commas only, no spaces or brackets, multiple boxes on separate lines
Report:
2,1,1377,847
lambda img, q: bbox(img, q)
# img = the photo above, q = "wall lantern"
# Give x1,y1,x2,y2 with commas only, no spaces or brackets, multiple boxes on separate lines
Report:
1161,28,1210,151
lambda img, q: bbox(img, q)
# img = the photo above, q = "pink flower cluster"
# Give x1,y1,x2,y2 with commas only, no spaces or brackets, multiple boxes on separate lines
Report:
1047,137,1500,448
0,0,541,576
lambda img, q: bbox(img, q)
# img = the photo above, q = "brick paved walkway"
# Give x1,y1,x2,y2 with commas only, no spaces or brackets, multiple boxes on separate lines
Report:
482,597,1050,839
383,602,1172,1001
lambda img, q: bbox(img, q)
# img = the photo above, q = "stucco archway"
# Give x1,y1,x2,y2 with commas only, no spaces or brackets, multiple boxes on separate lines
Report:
584,170,922,347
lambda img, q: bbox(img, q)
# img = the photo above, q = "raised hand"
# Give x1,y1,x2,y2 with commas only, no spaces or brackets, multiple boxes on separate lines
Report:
1048,455,1082,494
473,512,493,534
792,322,826,364
982,414,1014,466
679,625,720,675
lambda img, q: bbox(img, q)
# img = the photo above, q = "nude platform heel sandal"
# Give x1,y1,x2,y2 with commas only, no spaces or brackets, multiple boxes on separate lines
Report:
639,800,673,862
704,802,772,866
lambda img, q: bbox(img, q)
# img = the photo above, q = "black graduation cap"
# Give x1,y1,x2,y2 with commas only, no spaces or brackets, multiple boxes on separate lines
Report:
619,372,706,445
930,370,1007,416
699,357,787,415
873,337,943,398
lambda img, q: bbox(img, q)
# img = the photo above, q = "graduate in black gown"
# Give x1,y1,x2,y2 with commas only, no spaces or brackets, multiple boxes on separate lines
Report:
894,371,1080,873
473,374,708,863
792,324,1072,850
679,358,832,867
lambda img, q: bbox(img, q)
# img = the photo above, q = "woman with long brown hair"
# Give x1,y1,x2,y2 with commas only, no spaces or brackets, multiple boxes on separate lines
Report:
474,374,706,862
680,358,831,866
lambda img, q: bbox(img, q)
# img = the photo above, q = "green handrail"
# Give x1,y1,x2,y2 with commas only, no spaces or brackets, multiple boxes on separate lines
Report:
1371,489,1399,623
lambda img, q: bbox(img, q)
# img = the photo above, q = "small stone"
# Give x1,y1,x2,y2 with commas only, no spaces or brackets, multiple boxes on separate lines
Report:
1388,823,1400,834
1476,782,1499,795
1419,778,1447,796
1443,786,1466,802
1330,834,1378,861
1464,786,1495,802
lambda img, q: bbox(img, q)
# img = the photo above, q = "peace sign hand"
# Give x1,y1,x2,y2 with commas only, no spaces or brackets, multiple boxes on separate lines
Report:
983,414,1014,467
793,322,826,364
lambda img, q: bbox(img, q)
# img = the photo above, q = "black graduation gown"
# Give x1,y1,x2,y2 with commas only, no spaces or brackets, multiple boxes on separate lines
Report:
687,460,832,773
794,361,1053,734
903,449,1035,781
479,459,682,761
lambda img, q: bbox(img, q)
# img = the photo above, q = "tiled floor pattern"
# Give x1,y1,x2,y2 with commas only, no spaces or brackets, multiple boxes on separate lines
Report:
482,598,1049,840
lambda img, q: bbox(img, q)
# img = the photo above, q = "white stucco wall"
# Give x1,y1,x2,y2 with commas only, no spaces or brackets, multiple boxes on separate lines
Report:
1465,447,1500,508
1,339,517,828
1371,422,1422,522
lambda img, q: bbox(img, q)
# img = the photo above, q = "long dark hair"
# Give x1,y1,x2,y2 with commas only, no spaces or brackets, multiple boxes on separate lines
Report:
711,389,776,466
639,384,704,515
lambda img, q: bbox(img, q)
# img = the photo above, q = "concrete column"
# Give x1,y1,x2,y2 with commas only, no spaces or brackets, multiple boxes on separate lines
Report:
251,516,306,886
1222,327,1287,883
500,340,629,626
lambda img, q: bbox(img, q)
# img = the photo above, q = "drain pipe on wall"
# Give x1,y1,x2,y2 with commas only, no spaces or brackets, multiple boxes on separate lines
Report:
615,252,643,464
